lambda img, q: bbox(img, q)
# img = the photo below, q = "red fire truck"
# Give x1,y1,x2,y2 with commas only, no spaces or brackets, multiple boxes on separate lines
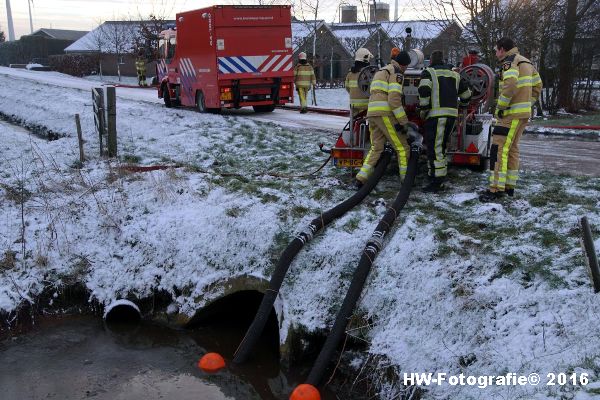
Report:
156,5,294,113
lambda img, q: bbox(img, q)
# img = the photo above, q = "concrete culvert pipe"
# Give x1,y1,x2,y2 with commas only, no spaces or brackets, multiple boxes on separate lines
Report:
103,299,142,323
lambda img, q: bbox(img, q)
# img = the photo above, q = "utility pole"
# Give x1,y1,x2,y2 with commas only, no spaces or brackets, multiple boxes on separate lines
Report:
28,0,34,34
5,0,15,41
373,0,382,67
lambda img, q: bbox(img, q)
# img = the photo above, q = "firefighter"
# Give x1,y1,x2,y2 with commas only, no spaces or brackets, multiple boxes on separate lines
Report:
418,50,472,193
135,51,147,87
345,48,374,119
294,52,316,113
479,37,542,202
355,48,412,188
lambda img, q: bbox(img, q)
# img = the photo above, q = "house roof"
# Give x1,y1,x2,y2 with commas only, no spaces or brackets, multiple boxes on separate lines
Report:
31,28,88,41
65,21,174,54
291,20,325,50
380,20,450,40
329,23,384,54
291,19,454,57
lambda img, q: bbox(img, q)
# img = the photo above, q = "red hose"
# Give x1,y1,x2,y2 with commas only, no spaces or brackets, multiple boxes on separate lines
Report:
119,164,180,172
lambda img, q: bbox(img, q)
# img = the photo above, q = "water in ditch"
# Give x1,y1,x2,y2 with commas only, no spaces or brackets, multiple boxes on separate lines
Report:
0,314,342,400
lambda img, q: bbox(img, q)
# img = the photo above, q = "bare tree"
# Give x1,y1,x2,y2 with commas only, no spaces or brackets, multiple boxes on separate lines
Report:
293,0,324,61
97,20,136,82
133,0,176,60
556,0,598,111
84,22,110,78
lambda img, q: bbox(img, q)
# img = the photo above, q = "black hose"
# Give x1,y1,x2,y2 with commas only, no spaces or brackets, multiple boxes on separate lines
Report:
305,143,420,387
581,216,600,293
232,148,394,364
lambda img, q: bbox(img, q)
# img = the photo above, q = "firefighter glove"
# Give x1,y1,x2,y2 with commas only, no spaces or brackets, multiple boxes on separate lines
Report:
419,110,429,120
495,109,505,118
394,123,406,134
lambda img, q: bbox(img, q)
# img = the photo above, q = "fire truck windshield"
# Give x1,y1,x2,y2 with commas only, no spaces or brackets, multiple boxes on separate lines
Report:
159,33,177,63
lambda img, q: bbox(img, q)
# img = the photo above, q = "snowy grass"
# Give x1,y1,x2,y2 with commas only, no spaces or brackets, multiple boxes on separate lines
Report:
1,70,600,399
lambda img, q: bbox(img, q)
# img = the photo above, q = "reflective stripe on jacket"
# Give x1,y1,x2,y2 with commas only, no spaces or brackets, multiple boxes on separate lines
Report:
294,64,316,89
345,70,369,109
418,64,471,118
366,60,407,122
497,48,543,119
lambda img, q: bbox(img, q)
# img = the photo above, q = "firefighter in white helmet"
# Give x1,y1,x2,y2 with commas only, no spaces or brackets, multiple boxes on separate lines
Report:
294,52,316,113
345,48,374,118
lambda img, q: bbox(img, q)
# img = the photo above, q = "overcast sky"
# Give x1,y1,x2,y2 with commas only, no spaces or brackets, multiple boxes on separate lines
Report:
1,0,429,39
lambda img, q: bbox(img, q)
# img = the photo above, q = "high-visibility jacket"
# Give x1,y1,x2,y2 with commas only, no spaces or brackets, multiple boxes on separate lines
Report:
496,47,542,119
417,64,471,118
294,63,316,89
135,58,146,73
366,60,408,123
345,70,369,111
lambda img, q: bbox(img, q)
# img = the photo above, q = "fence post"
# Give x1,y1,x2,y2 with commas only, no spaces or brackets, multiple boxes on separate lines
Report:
75,114,84,163
581,216,600,293
106,86,117,157
92,87,106,156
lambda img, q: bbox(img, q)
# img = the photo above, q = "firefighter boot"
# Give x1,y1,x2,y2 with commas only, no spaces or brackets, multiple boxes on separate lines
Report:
479,190,504,203
423,177,445,193
505,188,515,197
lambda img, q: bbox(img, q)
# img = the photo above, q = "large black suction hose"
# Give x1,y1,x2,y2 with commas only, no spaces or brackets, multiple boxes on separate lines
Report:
305,142,420,387
232,148,393,364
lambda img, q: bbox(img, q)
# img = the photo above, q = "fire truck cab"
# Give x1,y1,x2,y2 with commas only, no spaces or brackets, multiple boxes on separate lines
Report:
157,5,294,113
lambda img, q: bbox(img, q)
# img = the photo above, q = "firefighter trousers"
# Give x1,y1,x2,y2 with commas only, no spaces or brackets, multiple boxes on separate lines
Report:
424,116,456,179
489,118,528,192
356,116,408,183
136,69,147,86
297,87,309,110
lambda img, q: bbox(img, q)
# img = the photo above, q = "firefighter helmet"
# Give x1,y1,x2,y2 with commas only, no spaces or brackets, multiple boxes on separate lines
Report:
355,48,373,62
298,52,307,60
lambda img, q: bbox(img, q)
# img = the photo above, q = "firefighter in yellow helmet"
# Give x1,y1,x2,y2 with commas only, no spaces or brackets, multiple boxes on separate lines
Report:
293,52,316,113
418,50,472,193
135,50,148,87
355,48,412,188
479,37,542,202
345,48,374,118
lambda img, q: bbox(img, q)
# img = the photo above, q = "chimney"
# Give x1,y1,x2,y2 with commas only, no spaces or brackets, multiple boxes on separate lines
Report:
369,1,390,22
340,5,358,23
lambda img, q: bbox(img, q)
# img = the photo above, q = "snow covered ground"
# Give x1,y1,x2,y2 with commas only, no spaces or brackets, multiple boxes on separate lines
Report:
1,68,600,399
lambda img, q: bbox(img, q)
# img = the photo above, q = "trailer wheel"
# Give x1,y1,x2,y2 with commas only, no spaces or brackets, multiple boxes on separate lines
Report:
163,84,172,108
253,105,275,113
471,157,489,172
196,92,206,113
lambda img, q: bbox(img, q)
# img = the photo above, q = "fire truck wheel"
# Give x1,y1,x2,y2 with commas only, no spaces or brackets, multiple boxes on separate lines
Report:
196,92,206,113
252,105,275,113
162,84,172,108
